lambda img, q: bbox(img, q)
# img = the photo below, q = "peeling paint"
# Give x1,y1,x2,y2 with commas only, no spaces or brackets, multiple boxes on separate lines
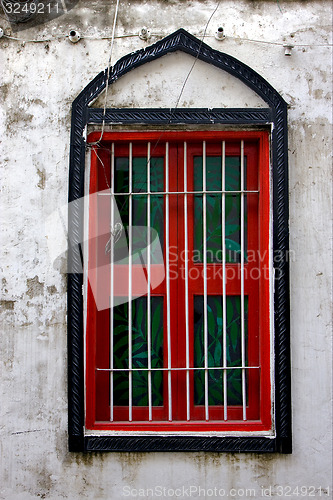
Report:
26,276,44,299
37,168,46,189
47,285,57,295
0,299,15,311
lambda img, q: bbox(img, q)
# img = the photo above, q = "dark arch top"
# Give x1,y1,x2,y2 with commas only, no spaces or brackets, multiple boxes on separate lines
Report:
76,28,285,109
68,28,291,454
70,29,288,202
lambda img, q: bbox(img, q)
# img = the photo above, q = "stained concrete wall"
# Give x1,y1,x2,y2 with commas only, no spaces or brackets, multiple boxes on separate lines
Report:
0,1,332,498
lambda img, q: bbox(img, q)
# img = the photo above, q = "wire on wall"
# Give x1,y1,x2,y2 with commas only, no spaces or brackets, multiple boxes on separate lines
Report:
88,0,120,147
173,0,221,110
2,5,330,190
1,32,332,47
89,0,223,211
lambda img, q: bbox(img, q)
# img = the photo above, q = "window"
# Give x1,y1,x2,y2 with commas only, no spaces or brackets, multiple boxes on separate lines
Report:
85,131,271,433
68,28,291,452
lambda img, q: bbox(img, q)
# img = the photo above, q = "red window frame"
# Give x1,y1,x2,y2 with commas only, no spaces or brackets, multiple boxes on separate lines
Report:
85,131,271,433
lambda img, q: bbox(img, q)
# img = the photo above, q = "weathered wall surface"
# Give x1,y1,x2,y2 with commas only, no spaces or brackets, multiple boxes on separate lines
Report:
0,1,332,498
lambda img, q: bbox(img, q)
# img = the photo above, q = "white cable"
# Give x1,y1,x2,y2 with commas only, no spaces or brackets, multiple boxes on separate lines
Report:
222,35,332,47
174,0,221,110
88,0,120,146
2,31,331,47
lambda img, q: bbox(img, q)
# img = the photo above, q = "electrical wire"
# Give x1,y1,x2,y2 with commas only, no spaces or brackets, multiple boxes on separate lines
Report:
174,0,221,110
3,34,66,42
2,32,332,47
3,3,330,204
85,0,223,216
107,0,222,198
71,0,330,248
92,146,110,190
88,0,120,147
82,0,331,196
276,0,283,14
100,0,223,202
222,35,332,47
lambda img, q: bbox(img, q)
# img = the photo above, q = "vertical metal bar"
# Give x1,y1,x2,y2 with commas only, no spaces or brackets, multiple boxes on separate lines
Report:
240,140,247,421
203,141,209,421
221,141,228,421
147,142,152,421
128,143,133,422
165,142,172,421
110,142,115,422
184,142,190,421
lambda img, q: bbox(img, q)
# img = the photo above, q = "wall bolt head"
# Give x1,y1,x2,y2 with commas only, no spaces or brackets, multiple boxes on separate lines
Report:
215,26,225,40
139,27,151,41
283,44,294,56
69,30,80,43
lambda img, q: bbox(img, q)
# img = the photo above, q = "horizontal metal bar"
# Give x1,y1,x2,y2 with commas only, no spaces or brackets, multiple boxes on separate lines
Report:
97,366,259,372
98,190,259,195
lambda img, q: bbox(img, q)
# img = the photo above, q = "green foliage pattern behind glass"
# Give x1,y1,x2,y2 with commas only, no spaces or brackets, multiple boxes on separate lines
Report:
193,156,247,263
193,295,248,406
113,297,164,406
114,157,164,264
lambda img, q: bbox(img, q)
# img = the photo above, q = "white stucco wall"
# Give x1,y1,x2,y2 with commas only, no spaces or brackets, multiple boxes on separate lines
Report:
0,1,332,498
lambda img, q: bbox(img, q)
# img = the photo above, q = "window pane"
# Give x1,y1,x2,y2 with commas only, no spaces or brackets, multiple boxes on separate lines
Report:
132,156,164,193
132,195,147,257
225,194,242,264
150,157,165,260
193,295,248,406
131,157,165,260
113,301,129,406
115,157,129,193
194,157,221,263
113,297,164,407
133,157,147,193
193,156,247,263
151,195,164,262
150,157,164,192
225,156,241,191
113,158,130,262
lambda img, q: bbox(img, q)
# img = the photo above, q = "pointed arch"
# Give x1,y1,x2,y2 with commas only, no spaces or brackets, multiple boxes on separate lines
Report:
68,29,291,453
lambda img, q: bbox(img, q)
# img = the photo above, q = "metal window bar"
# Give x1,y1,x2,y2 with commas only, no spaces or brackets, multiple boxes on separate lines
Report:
100,190,258,196
128,143,133,422
203,141,209,421
165,142,172,421
184,142,190,421
99,366,260,372
221,141,228,421
147,143,152,421
109,142,115,422
240,140,247,421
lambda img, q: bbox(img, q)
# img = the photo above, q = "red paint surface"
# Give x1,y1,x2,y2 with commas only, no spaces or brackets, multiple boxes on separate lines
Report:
86,131,271,432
